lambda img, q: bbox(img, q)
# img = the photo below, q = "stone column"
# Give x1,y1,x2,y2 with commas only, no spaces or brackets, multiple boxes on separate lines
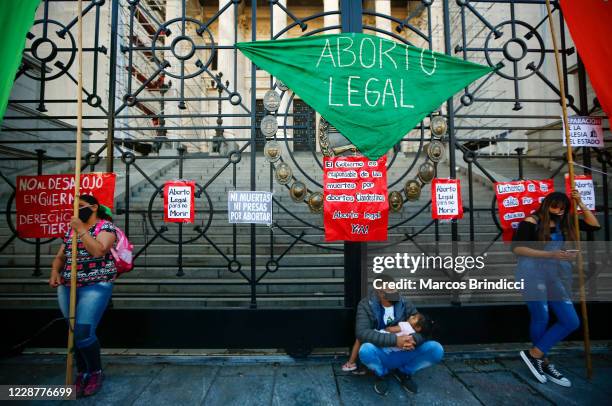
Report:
375,0,392,36
319,0,340,153
218,0,246,150
272,0,293,151
163,0,182,154
323,0,340,34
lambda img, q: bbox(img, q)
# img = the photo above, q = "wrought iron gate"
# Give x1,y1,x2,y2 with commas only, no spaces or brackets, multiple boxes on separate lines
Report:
0,0,610,351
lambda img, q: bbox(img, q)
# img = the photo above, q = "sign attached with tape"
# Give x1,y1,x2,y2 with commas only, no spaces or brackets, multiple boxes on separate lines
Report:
563,116,604,147
228,191,273,225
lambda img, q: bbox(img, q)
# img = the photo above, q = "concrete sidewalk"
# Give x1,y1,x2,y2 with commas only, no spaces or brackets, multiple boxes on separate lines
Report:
0,349,610,405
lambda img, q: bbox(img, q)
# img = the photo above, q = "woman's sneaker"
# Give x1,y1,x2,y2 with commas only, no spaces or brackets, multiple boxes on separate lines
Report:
75,372,88,398
82,370,103,397
519,350,547,383
542,363,571,387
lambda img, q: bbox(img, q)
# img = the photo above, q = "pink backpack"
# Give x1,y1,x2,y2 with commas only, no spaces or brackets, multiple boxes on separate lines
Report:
95,220,134,275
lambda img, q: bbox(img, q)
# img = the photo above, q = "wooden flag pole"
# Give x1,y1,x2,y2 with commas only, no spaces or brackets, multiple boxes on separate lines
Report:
66,0,84,385
544,0,592,379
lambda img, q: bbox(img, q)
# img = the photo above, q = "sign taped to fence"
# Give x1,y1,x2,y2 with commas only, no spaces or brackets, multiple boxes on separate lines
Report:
431,178,463,220
494,179,554,242
16,173,116,238
164,180,195,223
228,191,273,225
562,116,604,147
323,155,388,241
565,174,595,212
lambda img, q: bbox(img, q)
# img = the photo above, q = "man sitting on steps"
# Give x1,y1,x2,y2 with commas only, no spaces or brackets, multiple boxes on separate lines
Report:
355,273,444,395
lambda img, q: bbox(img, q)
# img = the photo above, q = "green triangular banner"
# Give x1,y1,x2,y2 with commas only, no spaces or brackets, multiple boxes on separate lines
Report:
237,33,494,160
0,0,40,124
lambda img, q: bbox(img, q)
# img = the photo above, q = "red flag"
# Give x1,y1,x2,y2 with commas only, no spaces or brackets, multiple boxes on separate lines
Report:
560,0,612,118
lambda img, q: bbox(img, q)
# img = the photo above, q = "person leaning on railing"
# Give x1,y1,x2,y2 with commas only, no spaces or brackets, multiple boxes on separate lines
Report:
49,194,117,398
513,190,600,388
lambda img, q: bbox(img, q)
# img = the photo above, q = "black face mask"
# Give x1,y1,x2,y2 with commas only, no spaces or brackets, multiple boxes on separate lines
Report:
550,213,563,222
78,206,94,223
383,291,400,303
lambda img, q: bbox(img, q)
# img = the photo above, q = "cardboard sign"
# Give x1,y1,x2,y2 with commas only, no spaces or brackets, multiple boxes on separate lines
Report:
494,179,554,242
431,178,463,220
227,191,273,225
323,155,388,241
164,180,195,223
565,174,595,212
16,173,116,238
562,116,604,147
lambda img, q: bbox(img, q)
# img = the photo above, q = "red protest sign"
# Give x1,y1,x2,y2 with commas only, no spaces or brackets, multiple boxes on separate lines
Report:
164,180,195,223
565,174,595,213
494,179,553,242
431,178,463,220
16,173,116,239
323,155,388,241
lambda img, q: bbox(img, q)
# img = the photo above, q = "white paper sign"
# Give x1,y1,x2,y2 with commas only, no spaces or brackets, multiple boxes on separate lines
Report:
432,179,463,219
563,116,604,147
565,174,596,212
228,191,273,225
164,181,195,223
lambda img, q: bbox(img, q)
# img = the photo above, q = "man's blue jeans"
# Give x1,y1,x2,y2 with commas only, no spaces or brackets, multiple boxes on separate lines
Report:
359,341,444,377
57,281,113,348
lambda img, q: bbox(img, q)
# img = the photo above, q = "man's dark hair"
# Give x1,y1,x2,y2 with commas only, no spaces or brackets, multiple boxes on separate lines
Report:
377,273,395,284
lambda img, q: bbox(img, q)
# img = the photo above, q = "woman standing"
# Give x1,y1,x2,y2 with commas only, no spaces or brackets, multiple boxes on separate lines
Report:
49,194,117,397
513,190,600,387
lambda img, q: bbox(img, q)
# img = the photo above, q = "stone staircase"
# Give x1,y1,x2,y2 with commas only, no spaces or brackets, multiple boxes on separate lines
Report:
0,150,608,309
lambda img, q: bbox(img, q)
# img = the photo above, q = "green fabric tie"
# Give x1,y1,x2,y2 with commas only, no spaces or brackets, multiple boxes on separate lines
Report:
237,33,494,160
99,204,113,218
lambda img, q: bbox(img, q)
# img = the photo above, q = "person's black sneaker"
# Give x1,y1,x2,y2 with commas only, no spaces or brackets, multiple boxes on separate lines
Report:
519,350,547,384
373,376,389,396
542,362,571,387
394,371,418,394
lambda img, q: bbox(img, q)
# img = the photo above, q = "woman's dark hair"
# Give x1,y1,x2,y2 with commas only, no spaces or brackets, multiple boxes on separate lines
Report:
79,194,112,221
534,191,575,242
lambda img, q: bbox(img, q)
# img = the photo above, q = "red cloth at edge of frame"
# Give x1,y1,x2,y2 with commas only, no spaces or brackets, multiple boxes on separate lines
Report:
559,0,612,119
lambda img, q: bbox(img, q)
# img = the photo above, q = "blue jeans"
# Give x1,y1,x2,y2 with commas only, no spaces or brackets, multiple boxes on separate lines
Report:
527,300,580,355
57,282,113,348
359,341,444,377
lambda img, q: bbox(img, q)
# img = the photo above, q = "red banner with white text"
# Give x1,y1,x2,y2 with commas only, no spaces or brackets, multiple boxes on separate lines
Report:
16,173,116,238
494,179,553,242
324,155,388,241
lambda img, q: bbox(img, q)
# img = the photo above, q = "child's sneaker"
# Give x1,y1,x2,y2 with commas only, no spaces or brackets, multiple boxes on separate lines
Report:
341,361,358,372
82,370,103,397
